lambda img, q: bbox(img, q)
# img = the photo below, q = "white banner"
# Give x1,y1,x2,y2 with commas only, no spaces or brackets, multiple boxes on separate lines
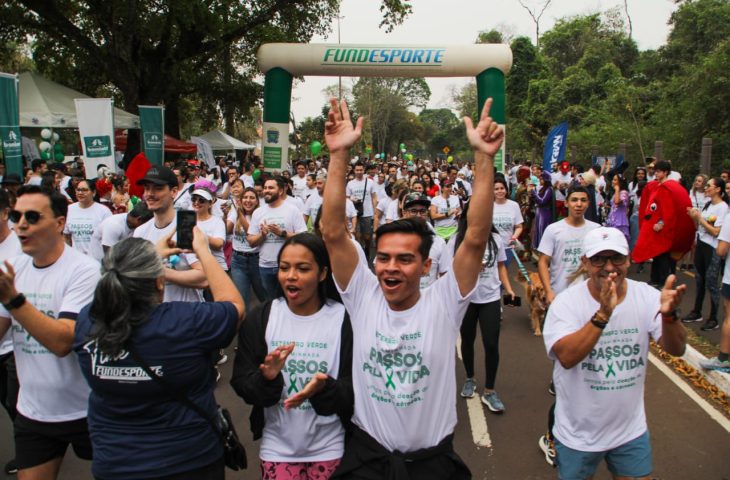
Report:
190,136,215,168
74,98,116,178
262,122,289,172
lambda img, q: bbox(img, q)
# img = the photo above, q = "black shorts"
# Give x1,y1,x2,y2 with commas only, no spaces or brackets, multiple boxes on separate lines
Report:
14,413,92,469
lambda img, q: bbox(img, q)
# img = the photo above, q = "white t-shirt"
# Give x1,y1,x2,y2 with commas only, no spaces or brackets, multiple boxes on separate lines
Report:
690,191,709,211
717,215,730,285
372,180,387,202
227,209,258,253
248,203,307,268
336,263,474,452
376,196,393,216
0,231,22,355
697,201,728,248
261,299,346,462
284,195,306,215
543,279,661,452
492,200,523,249
174,185,193,211
537,219,600,293
196,216,228,270
241,174,255,189
0,245,99,422
292,174,308,200
443,233,506,303
385,200,400,223
551,172,573,201
64,202,112,255
430,195,461,228
89,213,132,261
133,218,203,302
346,178,376,218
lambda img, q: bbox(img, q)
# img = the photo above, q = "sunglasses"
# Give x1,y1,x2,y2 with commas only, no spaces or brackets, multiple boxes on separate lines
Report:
588,253,628,267
9,210,44,225
191,196,209,204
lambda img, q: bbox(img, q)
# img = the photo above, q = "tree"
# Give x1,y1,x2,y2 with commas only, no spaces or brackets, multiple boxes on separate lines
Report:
0,0,412,137
418,108,467,157
516,0,553,49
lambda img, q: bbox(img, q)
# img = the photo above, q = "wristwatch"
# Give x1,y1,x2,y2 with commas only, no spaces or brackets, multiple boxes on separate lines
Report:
3,293,26,311
590,311,609,330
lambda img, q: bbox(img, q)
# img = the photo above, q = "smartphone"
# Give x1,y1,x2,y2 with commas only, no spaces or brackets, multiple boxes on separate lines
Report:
503,294,522,307
176,210,196,250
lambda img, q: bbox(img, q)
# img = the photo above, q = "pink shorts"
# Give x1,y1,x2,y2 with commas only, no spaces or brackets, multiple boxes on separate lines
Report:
260,459,341,480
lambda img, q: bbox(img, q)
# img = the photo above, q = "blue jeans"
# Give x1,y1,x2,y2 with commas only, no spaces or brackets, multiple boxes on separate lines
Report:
259,266,280,301
230,252,266,308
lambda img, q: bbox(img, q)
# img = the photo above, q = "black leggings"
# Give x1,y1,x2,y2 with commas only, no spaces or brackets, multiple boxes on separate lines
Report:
460,300,501,390
693,240,722,321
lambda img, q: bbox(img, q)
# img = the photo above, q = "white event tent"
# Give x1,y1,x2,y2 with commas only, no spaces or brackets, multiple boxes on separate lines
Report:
197,129,255,151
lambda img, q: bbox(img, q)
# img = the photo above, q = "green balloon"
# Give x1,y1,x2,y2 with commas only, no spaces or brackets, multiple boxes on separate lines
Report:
53,143,63,152
399,143,406,150
54,152,64,162
310,141,322,156
41,151,51,160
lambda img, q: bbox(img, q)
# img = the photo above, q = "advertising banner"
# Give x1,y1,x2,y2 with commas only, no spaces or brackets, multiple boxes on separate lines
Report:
139,105,165,165
75,98,116,178
542,122,569,173
0,73,23,176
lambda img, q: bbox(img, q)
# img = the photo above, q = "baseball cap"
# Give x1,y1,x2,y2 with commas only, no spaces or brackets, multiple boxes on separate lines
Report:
1,173,22,185
403,192,431,209
136,166,177,187
191,188,213,202
582,227,629,258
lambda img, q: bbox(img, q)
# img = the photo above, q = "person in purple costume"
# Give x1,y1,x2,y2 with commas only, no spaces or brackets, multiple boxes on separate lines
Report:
531,171,554,249
606,174,631,245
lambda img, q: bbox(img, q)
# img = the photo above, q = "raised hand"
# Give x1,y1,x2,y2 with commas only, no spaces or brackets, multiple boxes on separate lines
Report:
283,372,328,410
598,272,618,317
660,274,686,314
324,98,364,154
0,261,18,304
463,98,504,157
156,229,183,258
259,343,295,381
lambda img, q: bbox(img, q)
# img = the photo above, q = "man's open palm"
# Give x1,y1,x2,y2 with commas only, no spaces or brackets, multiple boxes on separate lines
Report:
324,98,363,154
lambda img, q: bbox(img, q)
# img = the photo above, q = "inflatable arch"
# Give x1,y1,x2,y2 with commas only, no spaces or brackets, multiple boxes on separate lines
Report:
257,43,512,171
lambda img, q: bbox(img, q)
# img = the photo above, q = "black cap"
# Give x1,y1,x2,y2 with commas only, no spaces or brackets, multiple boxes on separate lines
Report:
1,173,22,185
403,192,431,209
136,166,177,187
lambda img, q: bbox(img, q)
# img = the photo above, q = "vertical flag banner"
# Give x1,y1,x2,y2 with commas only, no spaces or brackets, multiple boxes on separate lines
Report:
139,105,165,165
0,73,23,176
75,98,116,178
542,122,569,173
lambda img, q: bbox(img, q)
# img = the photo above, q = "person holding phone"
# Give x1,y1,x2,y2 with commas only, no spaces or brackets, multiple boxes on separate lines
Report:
191,187,227,272
133,166,208,302
442,201,515,412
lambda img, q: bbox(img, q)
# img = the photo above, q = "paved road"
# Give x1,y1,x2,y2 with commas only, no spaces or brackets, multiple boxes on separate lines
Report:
0,263,728,479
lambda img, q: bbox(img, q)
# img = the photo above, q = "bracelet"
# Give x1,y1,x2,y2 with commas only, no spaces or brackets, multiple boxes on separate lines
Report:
3,293,26,311
590,311,609,330
660,309,679,323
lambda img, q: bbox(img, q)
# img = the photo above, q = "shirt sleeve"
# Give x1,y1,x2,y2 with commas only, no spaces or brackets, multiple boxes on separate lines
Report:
718,215,730,243
290,207,307,233
59,262,101,319
429,268,476,329
335,259,379,322
345,200,357,219
176,301,239,351
248,209,262,235
537,224,556,256
512,201,524,225
542,294,582,361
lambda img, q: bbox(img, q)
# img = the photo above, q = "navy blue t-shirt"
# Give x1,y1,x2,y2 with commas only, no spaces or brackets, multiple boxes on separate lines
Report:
74,301,238,479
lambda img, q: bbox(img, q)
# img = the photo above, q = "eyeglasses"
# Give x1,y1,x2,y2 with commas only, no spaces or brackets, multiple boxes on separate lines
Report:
76,188,91,192
405,208,429,216
191,196,209,204
588,253,628,267
9,210,44,225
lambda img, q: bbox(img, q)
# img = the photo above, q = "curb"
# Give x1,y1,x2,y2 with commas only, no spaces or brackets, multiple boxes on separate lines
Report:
681,344,730,396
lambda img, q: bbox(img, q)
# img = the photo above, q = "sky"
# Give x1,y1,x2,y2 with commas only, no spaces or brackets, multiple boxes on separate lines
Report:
287,0,678,121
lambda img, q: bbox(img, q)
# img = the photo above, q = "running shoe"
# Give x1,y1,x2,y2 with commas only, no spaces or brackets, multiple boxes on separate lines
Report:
481,391,505,413
216,351,229,365
681,311,702,323
460,378,476,398
538,435,556,467
4,459,18,475
700,320,720,331
548,381,555,396
700,356,730,372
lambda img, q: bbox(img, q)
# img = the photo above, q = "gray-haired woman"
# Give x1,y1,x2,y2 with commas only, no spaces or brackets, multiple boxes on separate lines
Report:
73,228,244,480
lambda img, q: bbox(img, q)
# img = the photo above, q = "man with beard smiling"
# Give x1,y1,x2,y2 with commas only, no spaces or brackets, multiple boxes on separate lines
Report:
321,98,502,479
247,177,307,300
543,227,686,480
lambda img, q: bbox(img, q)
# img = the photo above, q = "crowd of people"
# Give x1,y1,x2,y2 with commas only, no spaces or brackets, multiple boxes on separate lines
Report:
0,97,725,480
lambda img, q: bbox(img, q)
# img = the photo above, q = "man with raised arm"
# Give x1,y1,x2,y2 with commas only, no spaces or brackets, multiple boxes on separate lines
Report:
321,98,503,479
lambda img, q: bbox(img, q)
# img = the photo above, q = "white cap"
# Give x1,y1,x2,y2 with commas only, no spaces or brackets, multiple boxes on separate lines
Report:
191,189,214,202
582,227,629,258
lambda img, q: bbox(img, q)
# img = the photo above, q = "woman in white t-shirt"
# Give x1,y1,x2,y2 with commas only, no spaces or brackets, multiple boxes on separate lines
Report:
684,177,729,329
492,177,523,267
430,182,461,241
64,179,112,255
231,233,352,479
444,202,515,414
191,187,228,272
227,183,267,308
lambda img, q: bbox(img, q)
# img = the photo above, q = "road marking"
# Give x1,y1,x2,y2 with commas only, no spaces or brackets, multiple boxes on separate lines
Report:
456,336,493,448
648,353,730,434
